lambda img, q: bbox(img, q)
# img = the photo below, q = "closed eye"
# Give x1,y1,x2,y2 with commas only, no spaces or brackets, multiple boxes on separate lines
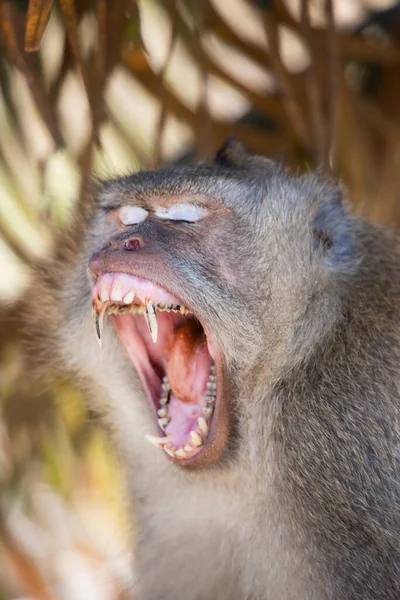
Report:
119,205,149,226
154,203,207,223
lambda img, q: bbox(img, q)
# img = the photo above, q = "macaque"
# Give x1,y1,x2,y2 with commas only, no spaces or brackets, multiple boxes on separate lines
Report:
34,138,400,599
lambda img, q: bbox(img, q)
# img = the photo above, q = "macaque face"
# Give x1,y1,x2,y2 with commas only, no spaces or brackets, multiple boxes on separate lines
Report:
87,169,259,470
81,144,349,472
89,191,234,466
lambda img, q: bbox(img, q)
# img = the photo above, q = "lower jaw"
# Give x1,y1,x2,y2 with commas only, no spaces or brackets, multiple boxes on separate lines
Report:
150,365,217,459
111,315,229,469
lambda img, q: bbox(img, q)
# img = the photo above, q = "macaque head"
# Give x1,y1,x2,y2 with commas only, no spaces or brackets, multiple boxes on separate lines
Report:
64,139,354,470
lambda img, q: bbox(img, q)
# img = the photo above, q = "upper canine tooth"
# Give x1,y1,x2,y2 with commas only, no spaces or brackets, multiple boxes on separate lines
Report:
110,280,124,302
145,300,158,344
92,304,106,346
123,289,135,304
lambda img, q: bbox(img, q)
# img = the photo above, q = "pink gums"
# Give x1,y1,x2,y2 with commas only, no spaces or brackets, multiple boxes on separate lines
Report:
93,273,183,306
165,393,206,447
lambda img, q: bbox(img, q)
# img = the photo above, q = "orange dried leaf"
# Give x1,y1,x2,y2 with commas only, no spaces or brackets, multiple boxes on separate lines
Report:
24,0,55,52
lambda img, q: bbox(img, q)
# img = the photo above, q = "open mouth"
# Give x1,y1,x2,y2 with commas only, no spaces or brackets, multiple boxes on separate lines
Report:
91,272,226,466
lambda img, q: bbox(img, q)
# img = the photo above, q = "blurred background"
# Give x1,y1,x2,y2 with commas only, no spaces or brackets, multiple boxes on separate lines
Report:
1,0,400,597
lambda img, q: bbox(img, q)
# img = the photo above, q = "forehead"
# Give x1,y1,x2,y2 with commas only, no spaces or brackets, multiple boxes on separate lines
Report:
97,165,258,210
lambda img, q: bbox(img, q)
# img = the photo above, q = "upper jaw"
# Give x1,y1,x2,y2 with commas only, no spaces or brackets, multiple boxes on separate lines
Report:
91,272,191,344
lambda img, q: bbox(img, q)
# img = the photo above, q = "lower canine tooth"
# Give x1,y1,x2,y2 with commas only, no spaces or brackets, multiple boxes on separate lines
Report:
164,447,176,457
190,431,203,447
146,434,171,448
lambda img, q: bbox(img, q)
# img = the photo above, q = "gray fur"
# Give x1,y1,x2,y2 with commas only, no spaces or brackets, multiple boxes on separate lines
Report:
32,139,400,599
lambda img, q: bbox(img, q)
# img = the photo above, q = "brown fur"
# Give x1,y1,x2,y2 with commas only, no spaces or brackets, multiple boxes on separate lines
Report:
30,139,400,599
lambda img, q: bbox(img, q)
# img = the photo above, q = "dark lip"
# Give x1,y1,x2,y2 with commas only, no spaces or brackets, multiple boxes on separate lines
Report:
89,254,229,469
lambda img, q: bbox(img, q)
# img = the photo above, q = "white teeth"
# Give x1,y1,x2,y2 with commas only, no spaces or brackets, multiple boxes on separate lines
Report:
100,281,109,303
145,434,171,448
145,300,158,343
164,447,176,458
157,407,168,418
184,443,193,453
203,406,214,418
123,289,135,304
110,280,124,302
190,431,203,447
175,447,187,459
198,417,208,436
158,417,170,429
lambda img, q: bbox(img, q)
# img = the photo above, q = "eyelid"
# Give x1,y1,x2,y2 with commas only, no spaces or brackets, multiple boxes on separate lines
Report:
154,203,207,222
118,206,149,225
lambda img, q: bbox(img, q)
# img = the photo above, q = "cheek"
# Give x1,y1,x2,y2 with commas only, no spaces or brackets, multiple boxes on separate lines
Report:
218,263,239,288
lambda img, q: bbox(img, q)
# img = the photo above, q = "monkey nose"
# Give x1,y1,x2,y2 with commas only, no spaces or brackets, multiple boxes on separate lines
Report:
88,235,143,276
123,238,141,251
108,235,143,252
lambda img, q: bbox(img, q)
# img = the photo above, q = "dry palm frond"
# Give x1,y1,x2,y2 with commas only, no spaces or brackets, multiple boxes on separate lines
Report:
1,1,400,598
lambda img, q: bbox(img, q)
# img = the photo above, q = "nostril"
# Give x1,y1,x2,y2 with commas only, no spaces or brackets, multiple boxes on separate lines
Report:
124,238,141,251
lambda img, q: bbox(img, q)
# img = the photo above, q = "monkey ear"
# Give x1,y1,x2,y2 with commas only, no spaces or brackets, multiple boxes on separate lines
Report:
312,188,354,267
213,137,251,167
207,136,275,170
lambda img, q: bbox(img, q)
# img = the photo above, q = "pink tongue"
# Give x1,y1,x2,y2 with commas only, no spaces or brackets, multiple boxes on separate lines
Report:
167,320,211,404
